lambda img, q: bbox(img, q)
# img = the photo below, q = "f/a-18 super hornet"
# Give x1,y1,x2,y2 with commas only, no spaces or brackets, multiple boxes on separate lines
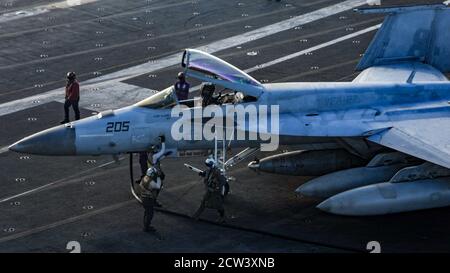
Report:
9,4,450,216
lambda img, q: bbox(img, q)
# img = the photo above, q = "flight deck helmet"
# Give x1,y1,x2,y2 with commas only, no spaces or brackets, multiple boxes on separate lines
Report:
146,166,157,178
177,72,185,81
66,72,76,80
205,157,216,168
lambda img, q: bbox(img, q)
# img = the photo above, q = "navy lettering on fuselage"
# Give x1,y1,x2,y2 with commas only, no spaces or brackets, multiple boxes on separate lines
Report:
317,95,361,108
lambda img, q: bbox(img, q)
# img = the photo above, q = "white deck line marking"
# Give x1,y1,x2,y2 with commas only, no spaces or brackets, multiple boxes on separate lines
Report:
72,81,157,111
0,176,204,243
0,154,198,204
0,200,135,244
245,24,382,73
0,0,98,24
0,1,198,40
0,159,121,203
0,146,8,154
0,0,367,118
0,177,202,243
88,0,368,84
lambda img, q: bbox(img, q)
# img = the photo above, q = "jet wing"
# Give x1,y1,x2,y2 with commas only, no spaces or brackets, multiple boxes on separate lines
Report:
367,118,450,169
182,49,264,97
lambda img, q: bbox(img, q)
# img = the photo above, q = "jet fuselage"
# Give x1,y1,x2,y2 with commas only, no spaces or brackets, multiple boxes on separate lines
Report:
9,81,450,156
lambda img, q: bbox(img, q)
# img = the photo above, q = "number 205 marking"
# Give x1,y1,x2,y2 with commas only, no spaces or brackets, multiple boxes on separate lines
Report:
106,121,130,132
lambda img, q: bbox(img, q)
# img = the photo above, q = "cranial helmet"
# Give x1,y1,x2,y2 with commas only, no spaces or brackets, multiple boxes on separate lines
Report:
66,72,76,80
205,157,216,168
146,167,157,177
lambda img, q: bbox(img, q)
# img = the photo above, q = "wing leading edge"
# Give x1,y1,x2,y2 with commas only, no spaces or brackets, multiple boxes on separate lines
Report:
367,118,450,169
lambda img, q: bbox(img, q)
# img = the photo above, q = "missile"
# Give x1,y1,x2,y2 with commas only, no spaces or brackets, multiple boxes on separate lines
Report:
247,149,367,176
296,163,409,198
317,177,450,216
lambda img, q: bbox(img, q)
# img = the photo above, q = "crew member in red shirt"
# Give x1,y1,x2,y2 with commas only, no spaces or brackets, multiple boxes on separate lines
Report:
61,72,80,124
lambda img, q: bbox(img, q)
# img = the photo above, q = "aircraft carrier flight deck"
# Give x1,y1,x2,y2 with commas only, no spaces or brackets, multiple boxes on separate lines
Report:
0,0,449,253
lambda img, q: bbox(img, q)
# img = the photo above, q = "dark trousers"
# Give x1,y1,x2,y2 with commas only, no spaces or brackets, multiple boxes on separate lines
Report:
142,195,155,230
193,191,225,219
139,152,149,178
64,99,80,121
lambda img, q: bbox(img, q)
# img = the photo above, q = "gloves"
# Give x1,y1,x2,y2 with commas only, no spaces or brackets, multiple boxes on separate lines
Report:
159,135,165,142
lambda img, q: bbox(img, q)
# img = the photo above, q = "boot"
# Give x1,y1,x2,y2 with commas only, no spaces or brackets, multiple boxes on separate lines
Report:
155,200,163,208
144,226,156,233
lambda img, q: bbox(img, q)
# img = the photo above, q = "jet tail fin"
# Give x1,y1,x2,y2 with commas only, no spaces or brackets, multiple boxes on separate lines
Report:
355,4,450,73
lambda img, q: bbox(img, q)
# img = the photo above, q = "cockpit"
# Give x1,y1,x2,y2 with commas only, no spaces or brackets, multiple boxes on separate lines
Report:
135,83,257,110
135,49,263,110
135,86,178,109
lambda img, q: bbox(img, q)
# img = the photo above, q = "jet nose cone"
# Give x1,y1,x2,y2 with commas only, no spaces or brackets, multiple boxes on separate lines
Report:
9,124,76,155
8,142,23,153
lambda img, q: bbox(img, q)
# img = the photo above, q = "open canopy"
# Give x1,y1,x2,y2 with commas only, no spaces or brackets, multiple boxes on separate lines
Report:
182,49,264,97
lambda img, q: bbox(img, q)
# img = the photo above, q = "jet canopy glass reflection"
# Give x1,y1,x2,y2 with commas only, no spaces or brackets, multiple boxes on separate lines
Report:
182,49,261,87
135,86,178,109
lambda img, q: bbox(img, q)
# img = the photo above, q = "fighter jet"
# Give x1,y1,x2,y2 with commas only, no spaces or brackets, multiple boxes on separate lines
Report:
9,4,450,216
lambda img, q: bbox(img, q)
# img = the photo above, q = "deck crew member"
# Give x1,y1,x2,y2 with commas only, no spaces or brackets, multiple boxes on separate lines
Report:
60,72,80,124
140,166,161,232
137,135,169,183
193,157,227,223
147,135,172,207
174,72,190,101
